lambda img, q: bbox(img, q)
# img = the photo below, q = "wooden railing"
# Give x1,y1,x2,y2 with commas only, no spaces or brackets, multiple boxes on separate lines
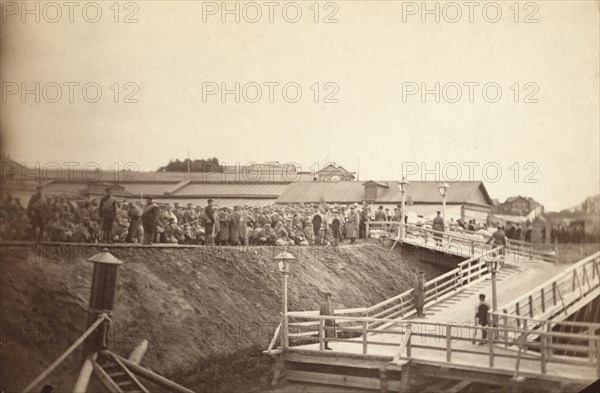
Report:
505,237,559,264
403,224,490,258
491,252,600,327
363,246,502,328
284,314,600,378
365,221,401,238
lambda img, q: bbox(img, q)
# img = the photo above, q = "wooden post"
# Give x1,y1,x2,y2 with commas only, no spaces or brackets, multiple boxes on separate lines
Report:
128,339,149,365
73,353,97,393
503,314,509,347
515,302,521,329
489,328,495,367
552,282,557,306
588,328,594,362
446,325,452,362
318,320,325,351
540,289,545,313
471,241,475,259
362,321,368,354
459,265,464,288
540,335,547,374
399,363,411,393
596,338,600,378
528,295,534,317
406,327,412,358
379,368,388,393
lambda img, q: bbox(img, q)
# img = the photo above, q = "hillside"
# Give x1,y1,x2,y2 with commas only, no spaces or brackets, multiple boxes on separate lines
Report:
0,242,452,392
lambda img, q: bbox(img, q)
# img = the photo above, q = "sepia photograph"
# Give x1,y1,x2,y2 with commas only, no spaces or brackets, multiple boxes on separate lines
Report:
0,1,599,392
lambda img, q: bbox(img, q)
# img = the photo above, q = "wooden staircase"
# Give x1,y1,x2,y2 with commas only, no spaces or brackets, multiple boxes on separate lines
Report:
93,352,150,393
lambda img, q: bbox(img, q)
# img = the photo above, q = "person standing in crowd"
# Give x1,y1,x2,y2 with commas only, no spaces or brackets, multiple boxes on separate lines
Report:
203,199,216,245
319,291,335,350
525,222,532,243
98,188,117,243
374,206,387,221
359,205,370,239
142,197,160,245
127,201,144,243
414,271,426,318
346,205,359,244
229,205,241,246
515,223,522,242
486,225,506,254
331,209,342,248
550,224,557,244
475,294,491,345
312,205,323,246
541,225,547,244
432,211,445,245
27,185,47,242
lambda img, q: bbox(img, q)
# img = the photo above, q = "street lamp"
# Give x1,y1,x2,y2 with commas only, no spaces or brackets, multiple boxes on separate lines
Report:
484,251,504,325
275,249,296,349
438,182,450,225
398,177,409,239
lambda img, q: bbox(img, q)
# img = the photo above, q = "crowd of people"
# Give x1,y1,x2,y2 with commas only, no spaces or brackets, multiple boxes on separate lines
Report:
1,187,595,246
1,187,393,246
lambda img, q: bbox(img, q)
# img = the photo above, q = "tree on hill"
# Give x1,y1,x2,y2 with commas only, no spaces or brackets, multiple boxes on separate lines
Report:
157,157,221,172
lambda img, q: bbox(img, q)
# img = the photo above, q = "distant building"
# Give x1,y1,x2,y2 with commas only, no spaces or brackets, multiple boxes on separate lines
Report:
276,180,493,222
493,196,544,222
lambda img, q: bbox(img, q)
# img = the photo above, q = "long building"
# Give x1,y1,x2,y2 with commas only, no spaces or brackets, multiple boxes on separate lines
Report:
276,180,493,222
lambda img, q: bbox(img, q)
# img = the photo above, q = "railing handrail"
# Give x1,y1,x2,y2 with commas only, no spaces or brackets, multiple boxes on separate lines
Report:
364,246,501,314
404,223,489,245
498,251,600,312
290,307,368,316
286,313,600,341
490,312,600,330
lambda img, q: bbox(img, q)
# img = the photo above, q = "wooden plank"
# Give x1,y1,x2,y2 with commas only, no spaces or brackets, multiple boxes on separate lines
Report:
284,352,394,369
285,369,401,391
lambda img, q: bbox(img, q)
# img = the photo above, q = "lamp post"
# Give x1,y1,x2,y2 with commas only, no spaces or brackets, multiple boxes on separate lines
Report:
275,249,296,349
83,248,123,356
399,177,409,239
438,182,450,225
484,252,504,325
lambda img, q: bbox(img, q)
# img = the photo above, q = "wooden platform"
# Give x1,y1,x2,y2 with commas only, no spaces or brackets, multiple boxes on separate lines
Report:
276,254,600,391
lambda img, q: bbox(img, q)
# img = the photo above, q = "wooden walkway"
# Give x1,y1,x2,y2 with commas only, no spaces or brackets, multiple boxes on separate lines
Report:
267,233,600,391
289,260,598,383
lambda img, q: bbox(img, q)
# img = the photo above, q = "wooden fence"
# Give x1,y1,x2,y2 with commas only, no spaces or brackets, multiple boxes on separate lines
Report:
284,314,600,378
491,252,600,325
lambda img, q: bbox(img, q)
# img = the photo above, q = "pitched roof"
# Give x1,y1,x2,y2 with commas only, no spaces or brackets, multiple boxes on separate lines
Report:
276,181,493,206
170,182,289,198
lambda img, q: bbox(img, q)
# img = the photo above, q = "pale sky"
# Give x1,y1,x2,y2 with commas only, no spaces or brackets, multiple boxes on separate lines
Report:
1,1,599,211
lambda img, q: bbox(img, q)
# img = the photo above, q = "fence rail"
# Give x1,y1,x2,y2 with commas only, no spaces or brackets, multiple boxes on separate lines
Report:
283,314,600,378
365,221,401,239
363,246,501,327
492,252,600,325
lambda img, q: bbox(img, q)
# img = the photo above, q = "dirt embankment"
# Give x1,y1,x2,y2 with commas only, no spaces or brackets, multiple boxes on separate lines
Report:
0,242,451,392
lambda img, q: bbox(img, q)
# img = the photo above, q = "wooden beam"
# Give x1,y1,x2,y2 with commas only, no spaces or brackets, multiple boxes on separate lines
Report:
128,339,149,365
73,353,97,393
285,369,401,391
109,353,196,393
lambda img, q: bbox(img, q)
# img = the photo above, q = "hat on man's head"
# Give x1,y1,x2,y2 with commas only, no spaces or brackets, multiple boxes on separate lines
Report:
106,187,112,192
379,205,384,209
208,199,214,203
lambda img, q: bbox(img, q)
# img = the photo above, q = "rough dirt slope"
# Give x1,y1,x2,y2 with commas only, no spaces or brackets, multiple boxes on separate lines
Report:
0,242,452,392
